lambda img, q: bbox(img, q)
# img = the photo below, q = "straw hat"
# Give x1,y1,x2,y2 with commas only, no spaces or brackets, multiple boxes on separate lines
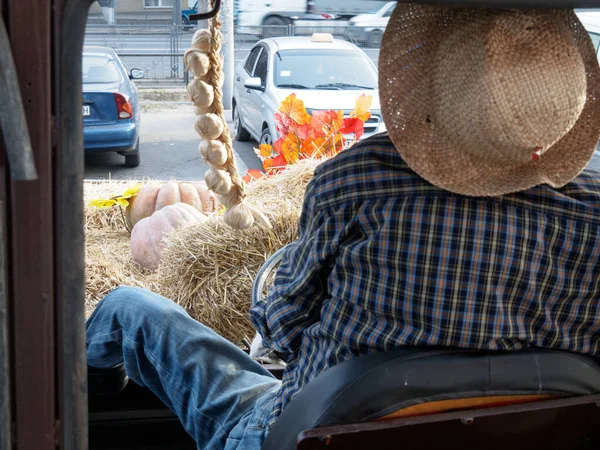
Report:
379,4,600,196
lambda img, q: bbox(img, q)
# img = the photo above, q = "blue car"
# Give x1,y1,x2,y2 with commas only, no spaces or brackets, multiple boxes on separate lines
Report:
82,46,144,167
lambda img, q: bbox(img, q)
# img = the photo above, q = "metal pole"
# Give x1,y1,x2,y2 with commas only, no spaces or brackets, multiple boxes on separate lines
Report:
221,0,234,111
98,0,115,25
174,0,182,25
198,0,209,29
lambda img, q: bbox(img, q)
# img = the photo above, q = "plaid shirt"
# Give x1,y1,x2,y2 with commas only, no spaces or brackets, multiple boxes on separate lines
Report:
249,133,600,427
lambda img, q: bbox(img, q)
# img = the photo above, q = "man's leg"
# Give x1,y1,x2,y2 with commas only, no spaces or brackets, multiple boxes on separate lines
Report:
86,286,280,449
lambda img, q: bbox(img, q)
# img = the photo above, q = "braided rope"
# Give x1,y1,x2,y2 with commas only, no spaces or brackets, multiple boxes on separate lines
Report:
204,10,247,203
189,2,271,229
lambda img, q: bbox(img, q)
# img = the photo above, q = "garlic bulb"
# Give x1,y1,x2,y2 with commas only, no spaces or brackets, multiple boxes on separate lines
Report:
199,139,228,167
184,50,210,78
248,205,272,229
194,114,224,140
224,203,255,229
187,79,214,109
191,29,212,52
218,186,241,208
205,168,232,195
193,104,216,116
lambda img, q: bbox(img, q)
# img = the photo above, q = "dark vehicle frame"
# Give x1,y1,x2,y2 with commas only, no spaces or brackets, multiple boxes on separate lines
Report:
1,1,600,450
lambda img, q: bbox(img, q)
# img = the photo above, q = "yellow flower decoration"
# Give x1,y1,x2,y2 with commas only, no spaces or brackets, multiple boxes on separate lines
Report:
88,183,142,209
119,184,142,199
88,199,117,208
115,197,130,207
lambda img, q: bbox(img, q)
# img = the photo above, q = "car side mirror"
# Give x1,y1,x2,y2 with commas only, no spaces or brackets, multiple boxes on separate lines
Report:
129,68,145,80
244,77,264,91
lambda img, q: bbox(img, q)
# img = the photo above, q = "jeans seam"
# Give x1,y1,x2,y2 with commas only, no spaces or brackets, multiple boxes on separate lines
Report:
90,328,229,436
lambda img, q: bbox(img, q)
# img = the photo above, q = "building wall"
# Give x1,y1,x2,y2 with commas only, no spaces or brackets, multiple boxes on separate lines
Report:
88,0,191,15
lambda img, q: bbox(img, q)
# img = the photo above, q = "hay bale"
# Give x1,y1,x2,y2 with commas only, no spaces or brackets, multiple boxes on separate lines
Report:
246,158,321,210
158,209,298,343
85,231,160,314
84,159,322,343
155,160,321,343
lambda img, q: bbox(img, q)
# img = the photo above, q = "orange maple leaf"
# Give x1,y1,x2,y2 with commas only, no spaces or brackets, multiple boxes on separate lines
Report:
304,136,328,158
279,94,309,125
263,153,287,174
258,144,273,157
281,134,300,164
351,94,372,122
242,169,265,183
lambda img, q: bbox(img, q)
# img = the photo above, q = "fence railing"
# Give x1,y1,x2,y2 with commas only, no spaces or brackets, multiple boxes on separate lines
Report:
84,23,382,84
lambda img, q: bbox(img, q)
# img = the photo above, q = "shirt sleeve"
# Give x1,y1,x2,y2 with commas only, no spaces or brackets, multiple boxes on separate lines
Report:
249,174,337,359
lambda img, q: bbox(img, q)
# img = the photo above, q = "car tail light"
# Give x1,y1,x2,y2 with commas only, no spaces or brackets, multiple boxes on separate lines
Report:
114,93,133,119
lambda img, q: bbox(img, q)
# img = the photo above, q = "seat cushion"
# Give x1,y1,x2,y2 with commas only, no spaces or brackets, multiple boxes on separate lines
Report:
262,348,600,450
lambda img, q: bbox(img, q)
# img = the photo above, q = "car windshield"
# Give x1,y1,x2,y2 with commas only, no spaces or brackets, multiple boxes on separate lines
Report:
82,55,122,84
273,49,377,90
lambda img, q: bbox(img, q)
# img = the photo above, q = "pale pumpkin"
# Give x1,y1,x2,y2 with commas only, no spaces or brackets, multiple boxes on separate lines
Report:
125,182,220,229
130,203,207,270
192,182,220,213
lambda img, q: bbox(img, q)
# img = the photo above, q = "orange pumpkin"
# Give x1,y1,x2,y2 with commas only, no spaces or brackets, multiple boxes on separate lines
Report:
130,203,207,270
125,182,220,229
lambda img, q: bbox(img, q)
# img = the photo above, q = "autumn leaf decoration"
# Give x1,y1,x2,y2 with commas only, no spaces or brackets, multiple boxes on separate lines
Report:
246,93,372,181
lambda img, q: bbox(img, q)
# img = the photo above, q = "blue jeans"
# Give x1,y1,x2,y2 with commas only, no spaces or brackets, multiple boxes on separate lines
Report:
86,286,282,450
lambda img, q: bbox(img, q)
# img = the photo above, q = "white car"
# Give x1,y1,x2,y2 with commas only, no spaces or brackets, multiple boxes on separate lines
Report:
347,1,397,47
232,34,385,148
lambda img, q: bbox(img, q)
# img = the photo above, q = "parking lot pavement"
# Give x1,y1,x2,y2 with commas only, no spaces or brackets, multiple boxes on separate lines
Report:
84,105,262,181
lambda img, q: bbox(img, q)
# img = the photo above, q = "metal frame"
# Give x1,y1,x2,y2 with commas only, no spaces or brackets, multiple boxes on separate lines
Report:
297,394,600,450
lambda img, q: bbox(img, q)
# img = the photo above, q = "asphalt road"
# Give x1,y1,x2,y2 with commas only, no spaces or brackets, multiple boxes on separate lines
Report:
84,105,261,181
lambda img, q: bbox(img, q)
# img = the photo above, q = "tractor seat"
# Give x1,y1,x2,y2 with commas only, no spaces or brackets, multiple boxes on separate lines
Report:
262,347,600,450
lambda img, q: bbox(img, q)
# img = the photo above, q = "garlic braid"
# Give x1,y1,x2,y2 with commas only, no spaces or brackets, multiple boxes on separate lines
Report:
187,4,270,229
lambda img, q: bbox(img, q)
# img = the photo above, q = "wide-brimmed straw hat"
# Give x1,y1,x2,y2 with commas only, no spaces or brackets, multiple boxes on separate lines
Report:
379,3,600,196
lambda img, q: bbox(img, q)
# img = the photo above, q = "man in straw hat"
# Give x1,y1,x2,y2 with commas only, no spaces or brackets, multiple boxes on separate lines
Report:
85,2,600,449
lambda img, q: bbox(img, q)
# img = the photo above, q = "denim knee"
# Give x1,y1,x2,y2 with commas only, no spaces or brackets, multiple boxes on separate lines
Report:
101,286,160,313
101,286,183,319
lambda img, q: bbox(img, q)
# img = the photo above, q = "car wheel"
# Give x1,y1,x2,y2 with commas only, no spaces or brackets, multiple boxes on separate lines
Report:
124,140,141,168
260,128,273,146
367,29,383,48
233,105,251,141
263,16,289,38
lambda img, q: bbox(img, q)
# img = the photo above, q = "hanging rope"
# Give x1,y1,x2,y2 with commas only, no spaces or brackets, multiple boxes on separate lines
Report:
185,1,270,229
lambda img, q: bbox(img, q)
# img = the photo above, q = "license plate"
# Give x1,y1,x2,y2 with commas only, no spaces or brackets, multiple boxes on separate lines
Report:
82,105,90,116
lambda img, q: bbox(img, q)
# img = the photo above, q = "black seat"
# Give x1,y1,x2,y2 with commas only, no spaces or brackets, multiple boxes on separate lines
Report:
263,348,600,450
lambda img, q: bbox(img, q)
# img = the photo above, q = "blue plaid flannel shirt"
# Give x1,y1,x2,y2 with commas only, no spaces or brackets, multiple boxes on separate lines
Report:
249,133,600,427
